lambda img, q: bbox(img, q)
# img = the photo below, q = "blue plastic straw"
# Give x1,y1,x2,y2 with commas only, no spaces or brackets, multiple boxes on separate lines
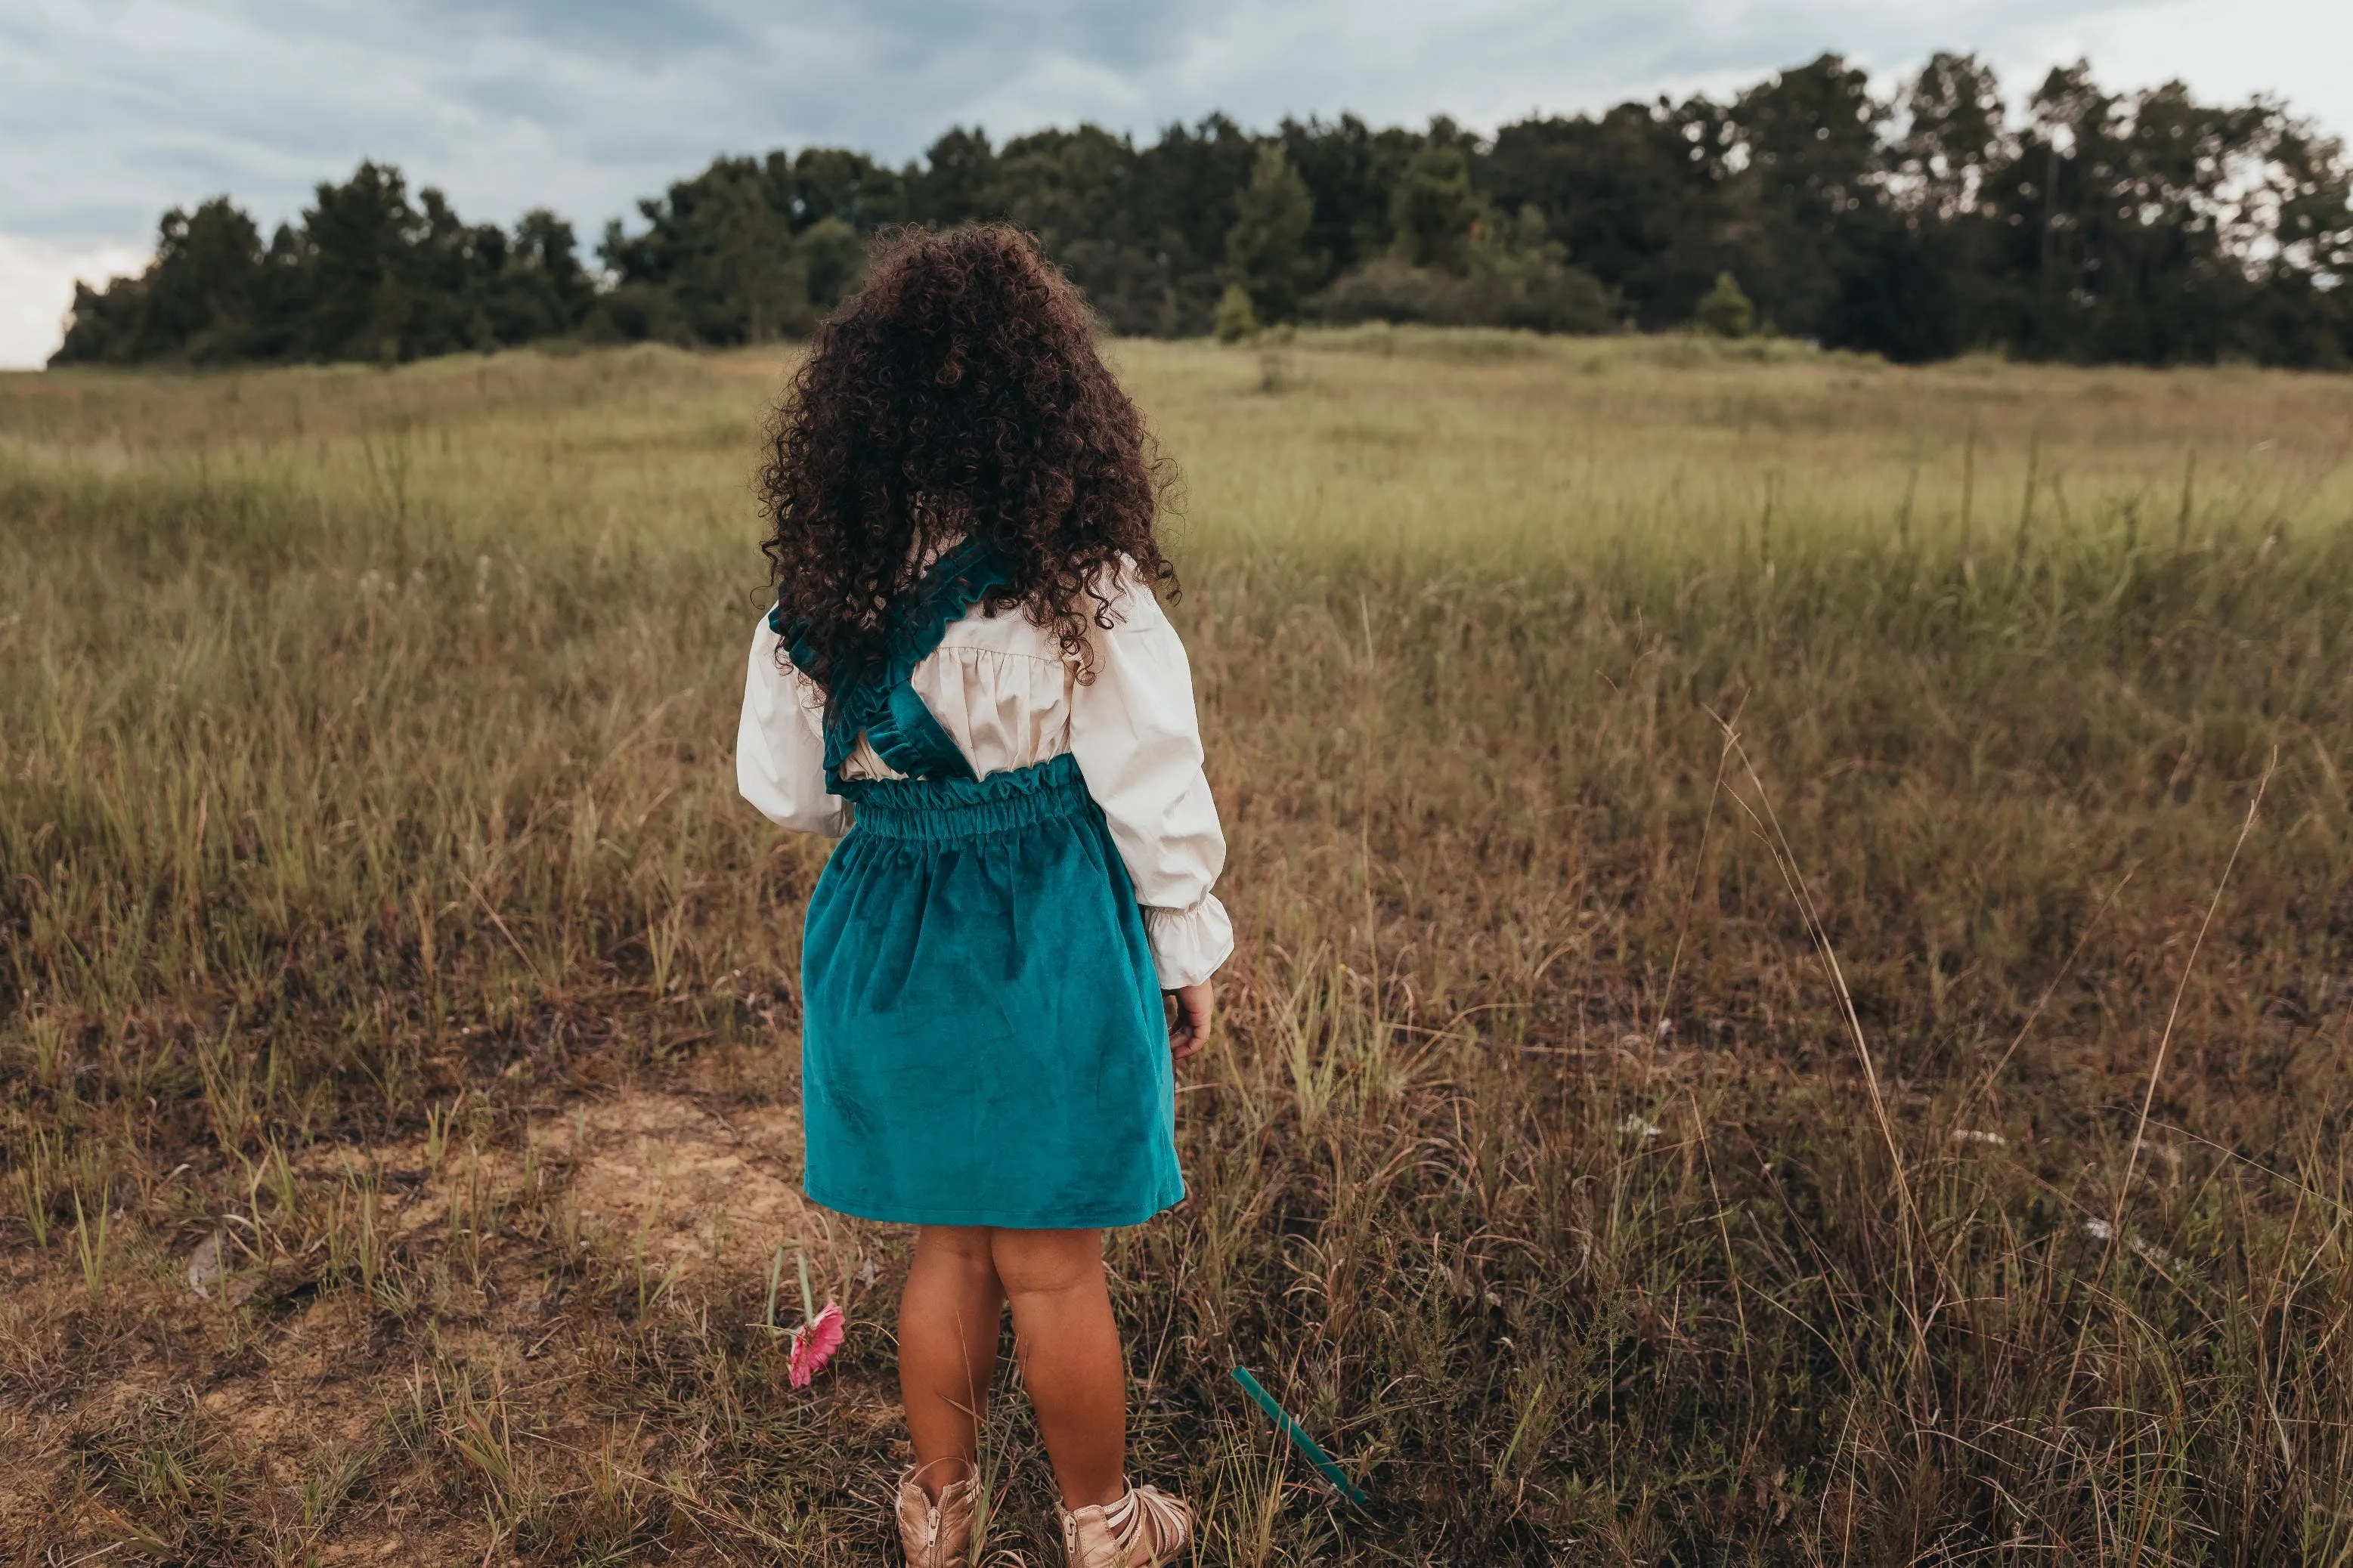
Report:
1229,1366,1368,1505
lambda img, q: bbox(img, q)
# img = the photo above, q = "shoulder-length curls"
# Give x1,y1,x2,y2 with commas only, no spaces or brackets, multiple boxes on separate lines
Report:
757,224,1175,704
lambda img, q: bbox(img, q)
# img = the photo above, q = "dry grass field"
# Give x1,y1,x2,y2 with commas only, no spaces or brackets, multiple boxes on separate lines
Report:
4,329,2353,1564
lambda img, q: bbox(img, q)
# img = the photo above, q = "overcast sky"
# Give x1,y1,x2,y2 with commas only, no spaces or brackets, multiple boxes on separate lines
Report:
5,0,2348,367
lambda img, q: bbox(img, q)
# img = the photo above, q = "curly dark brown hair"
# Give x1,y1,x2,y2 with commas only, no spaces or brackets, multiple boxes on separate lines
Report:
757,224,1174,704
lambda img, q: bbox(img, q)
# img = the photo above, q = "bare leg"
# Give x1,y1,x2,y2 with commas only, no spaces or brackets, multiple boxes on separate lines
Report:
899,1225,1005,1497
992,1227,1126,1508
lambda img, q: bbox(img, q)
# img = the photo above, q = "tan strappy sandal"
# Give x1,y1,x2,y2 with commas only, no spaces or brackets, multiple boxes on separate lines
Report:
895,1465,980,1568
1057,1482,1194,1568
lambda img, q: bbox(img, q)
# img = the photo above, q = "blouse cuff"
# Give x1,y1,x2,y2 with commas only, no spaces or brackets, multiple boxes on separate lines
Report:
1143,895,1234,991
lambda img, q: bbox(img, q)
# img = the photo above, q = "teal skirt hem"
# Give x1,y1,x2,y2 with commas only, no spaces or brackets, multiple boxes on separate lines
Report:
803,1182,1187,1232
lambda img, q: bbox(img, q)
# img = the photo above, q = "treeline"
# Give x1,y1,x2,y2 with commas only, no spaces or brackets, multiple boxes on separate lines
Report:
53,52,2353,369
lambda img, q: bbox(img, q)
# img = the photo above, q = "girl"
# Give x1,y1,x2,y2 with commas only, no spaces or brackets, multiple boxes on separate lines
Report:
735,226,1228,1568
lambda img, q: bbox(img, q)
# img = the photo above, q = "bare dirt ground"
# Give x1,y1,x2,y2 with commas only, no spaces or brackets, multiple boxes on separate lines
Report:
5,1057,912,1563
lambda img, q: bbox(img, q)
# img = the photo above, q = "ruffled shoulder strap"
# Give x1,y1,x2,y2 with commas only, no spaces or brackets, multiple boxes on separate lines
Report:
766,538,1008,792
887,536,1009,681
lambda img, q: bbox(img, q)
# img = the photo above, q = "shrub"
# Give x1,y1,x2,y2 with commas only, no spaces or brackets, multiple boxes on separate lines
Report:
584,281,690,345
1457,246,1618,335
1694,271,1755,338
1313,203,1617,336
1312,254,1615,336
1213,283,1262,343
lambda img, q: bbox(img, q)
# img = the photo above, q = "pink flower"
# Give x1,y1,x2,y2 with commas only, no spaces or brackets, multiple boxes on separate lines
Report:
789,1302,844,1387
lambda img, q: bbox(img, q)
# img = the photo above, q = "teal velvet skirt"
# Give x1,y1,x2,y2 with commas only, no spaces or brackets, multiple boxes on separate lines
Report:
799,753,1184,1229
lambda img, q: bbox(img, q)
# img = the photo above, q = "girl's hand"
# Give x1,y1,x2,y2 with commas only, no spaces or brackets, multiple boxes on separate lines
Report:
1166,982,1213,1060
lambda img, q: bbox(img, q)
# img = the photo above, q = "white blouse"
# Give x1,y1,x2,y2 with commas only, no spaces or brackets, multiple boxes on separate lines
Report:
735,571,1233,990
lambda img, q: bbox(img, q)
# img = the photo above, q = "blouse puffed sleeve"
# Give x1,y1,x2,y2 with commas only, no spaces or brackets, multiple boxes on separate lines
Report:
1067,571,1234,990
736,616,848,839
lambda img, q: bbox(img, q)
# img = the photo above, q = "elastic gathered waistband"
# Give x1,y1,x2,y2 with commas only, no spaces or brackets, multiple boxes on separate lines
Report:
843,752,1091,841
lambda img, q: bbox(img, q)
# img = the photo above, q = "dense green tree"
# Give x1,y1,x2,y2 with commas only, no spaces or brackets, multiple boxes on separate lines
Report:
53,165,595,366
798,217,867,311
1896,51,2009,220
1483,100,1735,329
1959,63,2353,365
907,127,998,227
599,156,807,342
1223,145,1320,322
787,147,904,230
302,161,422,358
53,197,268,363
977,117,1250,336
1279,113,1423,279
1721,55,1890,341
50,57,2353,370
147,199,267,359
1131,115,1259,333
1389,145,1483,271
488,209,597,342
984,124,1144,329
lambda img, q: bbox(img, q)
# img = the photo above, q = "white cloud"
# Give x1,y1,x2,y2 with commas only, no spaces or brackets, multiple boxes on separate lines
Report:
2038,0,2353,130
0,234,149,371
